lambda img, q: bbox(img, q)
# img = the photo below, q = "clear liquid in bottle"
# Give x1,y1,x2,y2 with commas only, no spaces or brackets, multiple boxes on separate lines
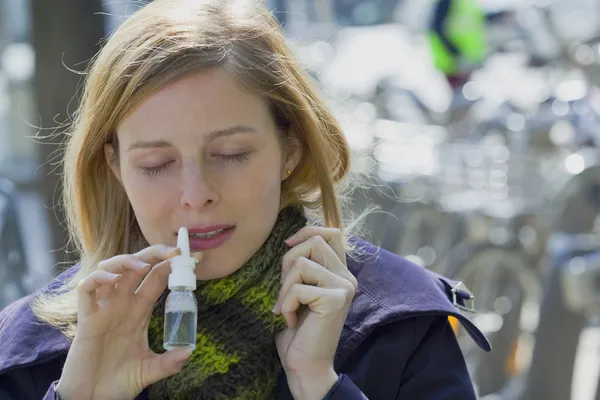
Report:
163,288,197,351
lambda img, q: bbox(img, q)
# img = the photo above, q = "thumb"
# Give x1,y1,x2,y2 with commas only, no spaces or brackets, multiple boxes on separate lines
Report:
142,348,193,386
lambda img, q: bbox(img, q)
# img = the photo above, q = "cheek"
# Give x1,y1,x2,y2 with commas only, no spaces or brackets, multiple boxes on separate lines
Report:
120,168,177,229
121,163,176,195
221,156,282,206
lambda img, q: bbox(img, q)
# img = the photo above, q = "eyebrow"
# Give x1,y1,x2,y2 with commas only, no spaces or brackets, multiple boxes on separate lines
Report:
126,125,258,152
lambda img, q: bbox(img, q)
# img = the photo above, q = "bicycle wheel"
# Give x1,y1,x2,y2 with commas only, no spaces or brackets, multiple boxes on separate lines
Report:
446,245,541,397
388,202,466,272
379,200,412,253
525,259,589,400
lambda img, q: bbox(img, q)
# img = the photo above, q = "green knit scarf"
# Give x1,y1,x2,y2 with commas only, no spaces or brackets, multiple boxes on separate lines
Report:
147,205,307,399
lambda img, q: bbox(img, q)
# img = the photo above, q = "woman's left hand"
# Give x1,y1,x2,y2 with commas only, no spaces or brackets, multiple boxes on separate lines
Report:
274,226,358,400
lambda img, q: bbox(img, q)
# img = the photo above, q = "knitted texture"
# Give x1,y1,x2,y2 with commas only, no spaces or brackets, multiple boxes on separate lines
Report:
147,206,307,399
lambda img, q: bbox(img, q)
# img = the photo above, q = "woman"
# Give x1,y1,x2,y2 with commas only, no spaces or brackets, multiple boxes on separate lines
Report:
0,1,490,399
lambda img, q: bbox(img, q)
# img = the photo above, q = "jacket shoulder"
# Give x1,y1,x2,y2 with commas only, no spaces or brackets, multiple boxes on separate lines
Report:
0,265,78,376
339,314,477,399
346,238,490,352
0,353,65,400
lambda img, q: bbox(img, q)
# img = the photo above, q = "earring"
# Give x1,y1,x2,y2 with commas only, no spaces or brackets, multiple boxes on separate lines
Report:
286,169,292,175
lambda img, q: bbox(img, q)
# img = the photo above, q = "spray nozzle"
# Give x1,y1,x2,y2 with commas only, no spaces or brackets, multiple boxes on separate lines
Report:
177,227,191,258
168,227,198,290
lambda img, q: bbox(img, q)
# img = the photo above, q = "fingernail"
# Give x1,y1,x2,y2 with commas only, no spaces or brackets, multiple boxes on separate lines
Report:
285,235,295,244
191,252,203,261
136,260,150,268
272,300,280,314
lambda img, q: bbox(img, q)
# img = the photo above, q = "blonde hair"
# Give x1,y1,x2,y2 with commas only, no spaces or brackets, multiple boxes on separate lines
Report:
32,0,351,337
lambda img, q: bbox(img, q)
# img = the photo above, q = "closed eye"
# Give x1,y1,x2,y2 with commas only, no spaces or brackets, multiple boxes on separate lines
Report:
141,161,174,176
216,153,250,163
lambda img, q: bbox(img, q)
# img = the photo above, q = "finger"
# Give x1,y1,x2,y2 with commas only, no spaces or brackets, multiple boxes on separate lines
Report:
97,254,153,275
94,246,176,297
136,252,203,311
133,244,182,266
104,257,152,297
77,270,120,317
135,259,176,309
97,246,185,296
285,227,346,266
115,265,153,296
277,284,352,328
275,257,341,313
142,348,193,387
282,236,350,282
96,280,115,304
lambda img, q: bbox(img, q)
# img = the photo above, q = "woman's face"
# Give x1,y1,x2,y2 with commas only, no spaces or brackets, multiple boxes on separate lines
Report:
108,69,300,279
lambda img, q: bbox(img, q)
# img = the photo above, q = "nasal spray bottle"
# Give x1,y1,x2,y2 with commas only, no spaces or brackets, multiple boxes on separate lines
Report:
164,227,199,350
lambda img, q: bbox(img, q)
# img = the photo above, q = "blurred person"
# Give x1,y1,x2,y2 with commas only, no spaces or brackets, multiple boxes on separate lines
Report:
428,0,488,90
0,0,489,399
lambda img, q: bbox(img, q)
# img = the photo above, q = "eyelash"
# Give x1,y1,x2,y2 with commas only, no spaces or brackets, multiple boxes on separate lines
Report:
220,153,249,163
141,161,174,177
141,153,249,176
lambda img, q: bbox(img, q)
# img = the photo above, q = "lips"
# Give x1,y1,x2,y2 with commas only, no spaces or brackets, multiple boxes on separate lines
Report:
179,225,236,251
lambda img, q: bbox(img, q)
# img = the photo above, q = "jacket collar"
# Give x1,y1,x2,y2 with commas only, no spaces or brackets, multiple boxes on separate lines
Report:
0,239,489,376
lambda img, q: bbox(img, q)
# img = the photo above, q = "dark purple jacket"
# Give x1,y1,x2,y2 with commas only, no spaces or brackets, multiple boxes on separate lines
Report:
0,240,490,399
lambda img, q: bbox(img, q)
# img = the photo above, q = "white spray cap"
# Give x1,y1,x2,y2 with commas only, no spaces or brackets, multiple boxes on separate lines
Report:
168,227,199,290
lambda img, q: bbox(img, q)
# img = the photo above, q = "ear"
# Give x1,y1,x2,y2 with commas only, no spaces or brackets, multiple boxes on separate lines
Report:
104,142,123,184
281,136,302,181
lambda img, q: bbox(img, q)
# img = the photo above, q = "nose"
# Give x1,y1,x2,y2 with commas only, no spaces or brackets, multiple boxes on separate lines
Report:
179,165,219,210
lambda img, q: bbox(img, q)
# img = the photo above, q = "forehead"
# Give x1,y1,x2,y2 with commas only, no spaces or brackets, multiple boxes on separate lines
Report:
117,68,275,140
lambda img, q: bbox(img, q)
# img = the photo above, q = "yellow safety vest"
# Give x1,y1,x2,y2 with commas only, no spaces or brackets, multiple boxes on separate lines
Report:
428,0,488,75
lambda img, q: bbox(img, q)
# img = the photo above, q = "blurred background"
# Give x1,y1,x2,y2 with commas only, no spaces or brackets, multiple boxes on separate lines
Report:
1,0,600,398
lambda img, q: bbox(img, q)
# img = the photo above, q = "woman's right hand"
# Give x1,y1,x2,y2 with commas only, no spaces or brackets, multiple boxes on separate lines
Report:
56,245,200,400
